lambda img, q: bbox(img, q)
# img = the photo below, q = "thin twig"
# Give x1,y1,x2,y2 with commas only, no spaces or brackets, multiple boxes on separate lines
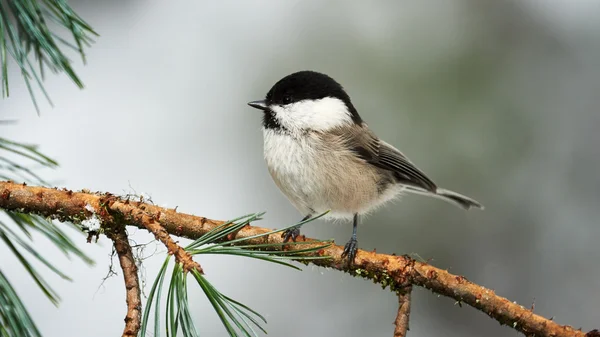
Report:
106,227,141,337
103,195,203,274
394,286,412,337
0,181,594,337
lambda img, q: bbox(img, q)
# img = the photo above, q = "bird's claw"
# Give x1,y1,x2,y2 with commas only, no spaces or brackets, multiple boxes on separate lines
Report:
341,237,358,265
282,226,301,242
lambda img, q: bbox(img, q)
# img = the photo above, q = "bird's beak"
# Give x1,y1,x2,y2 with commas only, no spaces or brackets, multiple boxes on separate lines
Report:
247,100,268,111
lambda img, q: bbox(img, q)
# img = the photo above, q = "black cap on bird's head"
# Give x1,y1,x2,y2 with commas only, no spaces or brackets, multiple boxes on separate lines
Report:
248,71,363,131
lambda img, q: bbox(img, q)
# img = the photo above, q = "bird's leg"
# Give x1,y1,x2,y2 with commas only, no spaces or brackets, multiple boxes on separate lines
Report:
342,213,359,265
282,214,311,242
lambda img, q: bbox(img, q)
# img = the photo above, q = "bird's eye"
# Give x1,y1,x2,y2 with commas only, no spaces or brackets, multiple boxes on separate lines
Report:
282,95,292,104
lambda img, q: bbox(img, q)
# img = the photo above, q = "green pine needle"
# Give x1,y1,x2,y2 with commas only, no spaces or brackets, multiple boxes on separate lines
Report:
0,0,97,112
141,212,333,337
0,136,93,337
0,137,58,171
0,271,42,337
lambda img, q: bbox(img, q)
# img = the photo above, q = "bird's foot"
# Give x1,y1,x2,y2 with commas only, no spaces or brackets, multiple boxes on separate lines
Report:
282,226,301,242
341,237,358,265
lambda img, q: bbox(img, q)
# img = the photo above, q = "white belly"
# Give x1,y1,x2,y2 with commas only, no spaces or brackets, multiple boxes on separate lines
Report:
262,129,402,219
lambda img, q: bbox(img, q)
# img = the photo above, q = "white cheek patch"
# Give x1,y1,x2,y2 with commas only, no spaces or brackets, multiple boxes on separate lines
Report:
270,97,353,132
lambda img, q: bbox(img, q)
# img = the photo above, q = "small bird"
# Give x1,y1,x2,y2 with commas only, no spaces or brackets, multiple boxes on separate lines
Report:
248,71,482,264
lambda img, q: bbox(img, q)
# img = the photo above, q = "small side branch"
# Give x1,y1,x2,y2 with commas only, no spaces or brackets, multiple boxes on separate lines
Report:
105,197,203,274
106,227,141,337
394,286,412,337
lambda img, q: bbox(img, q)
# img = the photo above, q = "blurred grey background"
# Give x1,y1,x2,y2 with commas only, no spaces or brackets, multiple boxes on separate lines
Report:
1,0,599,336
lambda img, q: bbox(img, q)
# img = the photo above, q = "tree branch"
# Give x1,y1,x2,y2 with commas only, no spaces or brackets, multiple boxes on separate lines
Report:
105,227,141,337
104,194,203,274
394,286,411,337
0,181,594,337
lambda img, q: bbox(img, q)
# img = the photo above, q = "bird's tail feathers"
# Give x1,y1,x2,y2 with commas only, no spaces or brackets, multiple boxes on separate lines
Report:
404,186,483,210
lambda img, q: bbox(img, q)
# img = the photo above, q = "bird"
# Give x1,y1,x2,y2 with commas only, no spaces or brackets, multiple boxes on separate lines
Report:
248,70,482,264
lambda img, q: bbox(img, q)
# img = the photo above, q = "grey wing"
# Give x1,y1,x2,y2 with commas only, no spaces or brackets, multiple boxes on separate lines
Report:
344,126,438,192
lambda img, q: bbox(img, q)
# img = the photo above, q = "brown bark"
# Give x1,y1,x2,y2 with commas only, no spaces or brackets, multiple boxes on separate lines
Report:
105,195,203,274
106,228,141,337
0,181,593,337
393,286,412,337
